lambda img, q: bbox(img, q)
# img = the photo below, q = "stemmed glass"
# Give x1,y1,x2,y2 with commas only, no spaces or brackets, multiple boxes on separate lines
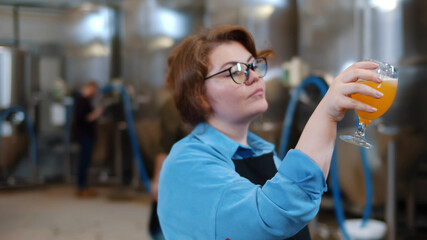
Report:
340,60,398,149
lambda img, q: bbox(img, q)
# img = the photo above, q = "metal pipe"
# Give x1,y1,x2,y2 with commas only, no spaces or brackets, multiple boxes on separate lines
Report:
386,139,396,240
13,6,19,48
362,0,372,59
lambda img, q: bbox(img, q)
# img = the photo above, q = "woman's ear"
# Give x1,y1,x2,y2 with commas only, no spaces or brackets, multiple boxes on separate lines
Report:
200,96,211,112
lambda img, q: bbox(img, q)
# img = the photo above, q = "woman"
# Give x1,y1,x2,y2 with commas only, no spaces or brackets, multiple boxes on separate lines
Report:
158,25,383,239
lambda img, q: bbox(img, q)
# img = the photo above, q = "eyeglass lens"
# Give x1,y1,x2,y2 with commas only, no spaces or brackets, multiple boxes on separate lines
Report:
230,58,267,84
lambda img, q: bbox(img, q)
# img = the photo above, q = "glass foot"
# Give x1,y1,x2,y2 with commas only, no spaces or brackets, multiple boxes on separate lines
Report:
339,135,372,149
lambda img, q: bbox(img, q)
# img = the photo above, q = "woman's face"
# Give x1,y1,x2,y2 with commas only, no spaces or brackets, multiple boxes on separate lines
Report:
204,41,268,125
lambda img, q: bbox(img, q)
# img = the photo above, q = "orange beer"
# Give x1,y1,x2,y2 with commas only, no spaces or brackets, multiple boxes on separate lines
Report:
351,76,398,125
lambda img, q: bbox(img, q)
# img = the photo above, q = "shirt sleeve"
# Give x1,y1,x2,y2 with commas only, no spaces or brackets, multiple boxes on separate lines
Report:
158,144,327,239
215,149,327,239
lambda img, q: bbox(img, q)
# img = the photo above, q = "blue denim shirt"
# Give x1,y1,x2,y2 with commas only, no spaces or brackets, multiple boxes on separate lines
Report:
158,123,327,239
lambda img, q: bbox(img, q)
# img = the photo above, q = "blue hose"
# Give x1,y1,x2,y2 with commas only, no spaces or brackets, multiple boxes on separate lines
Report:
278,76,329,159
331,125,373,239
64,97,74,158
359,138,373,227
278,76,374,239
330,150,350,239
101,84,151,192
0,105,38,165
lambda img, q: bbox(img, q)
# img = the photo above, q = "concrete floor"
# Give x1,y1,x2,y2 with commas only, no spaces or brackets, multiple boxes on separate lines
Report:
0,185,345,240
5,184,424,240
0,185,153,240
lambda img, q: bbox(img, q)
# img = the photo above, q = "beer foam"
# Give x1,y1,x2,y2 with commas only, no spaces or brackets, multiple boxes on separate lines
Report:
380,76,398,82
358,76,397,83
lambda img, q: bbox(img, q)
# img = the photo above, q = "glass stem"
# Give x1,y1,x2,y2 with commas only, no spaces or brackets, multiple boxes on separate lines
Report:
355,122,367,138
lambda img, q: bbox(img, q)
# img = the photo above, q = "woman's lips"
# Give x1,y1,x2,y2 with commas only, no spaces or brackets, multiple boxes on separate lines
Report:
249,88,264,98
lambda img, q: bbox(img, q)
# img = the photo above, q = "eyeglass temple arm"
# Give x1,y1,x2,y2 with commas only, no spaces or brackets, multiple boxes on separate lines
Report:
205,68,229,80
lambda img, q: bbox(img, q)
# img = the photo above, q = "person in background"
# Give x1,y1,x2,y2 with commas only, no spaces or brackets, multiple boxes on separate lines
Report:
72,81,104,198
149,93,191,240
158,25,384,239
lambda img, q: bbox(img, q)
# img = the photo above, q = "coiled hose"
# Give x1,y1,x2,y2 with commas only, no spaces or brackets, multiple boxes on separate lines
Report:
100,84,151,192
278,76,373,239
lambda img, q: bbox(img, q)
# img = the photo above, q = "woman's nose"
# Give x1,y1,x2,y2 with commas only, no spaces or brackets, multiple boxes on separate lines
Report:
244,69,261,86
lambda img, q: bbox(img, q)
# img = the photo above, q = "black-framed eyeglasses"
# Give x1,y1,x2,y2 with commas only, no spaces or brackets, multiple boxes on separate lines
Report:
204,57,268,84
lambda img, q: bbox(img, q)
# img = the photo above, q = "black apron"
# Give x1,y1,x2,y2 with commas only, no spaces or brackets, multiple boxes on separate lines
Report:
233,152,311,240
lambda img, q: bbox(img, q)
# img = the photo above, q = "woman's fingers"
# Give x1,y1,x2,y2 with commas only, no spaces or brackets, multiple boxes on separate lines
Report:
339,68,382,83
323,60,387,121
346,61,379,71
340,82,384,99
342,97,377,113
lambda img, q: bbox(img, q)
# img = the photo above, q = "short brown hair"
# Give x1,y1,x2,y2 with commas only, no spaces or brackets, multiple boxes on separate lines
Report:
166,25,274,126
84,81,98,89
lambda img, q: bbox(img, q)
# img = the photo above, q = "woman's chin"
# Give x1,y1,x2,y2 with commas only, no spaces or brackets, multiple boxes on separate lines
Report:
256,100,269,113
249,102,269,119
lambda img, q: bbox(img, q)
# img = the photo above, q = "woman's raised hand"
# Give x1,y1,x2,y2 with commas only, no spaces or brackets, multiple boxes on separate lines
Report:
320,61,384,122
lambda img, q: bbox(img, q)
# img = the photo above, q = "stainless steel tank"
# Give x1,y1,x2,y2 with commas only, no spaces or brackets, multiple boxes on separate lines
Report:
0,46,39,179
0,46,39,109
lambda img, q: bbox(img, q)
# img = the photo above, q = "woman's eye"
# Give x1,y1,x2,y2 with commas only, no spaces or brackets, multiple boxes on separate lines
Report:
230,70,244,77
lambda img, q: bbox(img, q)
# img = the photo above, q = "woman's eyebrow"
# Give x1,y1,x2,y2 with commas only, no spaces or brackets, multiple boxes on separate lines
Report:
219,55,254,70
219,61,238,70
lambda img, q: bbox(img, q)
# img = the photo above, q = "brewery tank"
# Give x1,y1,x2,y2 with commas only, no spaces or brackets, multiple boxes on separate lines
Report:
0,46,39,110
0,46,39,179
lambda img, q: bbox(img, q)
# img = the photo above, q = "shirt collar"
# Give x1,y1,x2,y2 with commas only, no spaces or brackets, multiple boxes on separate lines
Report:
192,123,276,159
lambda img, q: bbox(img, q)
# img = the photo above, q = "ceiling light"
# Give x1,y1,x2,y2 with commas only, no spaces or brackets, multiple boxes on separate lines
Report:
370,0,398,12
254,4,275,19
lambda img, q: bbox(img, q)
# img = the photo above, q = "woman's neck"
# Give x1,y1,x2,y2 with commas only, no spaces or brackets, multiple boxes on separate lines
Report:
207,117,251,146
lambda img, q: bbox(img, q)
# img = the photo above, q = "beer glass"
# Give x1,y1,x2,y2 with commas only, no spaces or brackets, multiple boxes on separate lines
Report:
340,60,398,149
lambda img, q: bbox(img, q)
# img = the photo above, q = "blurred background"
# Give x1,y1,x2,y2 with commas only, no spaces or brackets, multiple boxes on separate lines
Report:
0,0,426,239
